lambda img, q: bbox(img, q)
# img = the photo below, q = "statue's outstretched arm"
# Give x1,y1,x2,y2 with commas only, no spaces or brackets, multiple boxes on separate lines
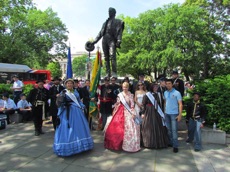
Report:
93,22,106,44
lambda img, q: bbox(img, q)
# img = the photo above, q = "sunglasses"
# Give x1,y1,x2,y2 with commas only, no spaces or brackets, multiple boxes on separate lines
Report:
138,84,143,86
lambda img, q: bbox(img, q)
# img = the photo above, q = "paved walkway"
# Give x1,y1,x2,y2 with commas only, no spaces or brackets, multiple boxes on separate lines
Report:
0,121,229,172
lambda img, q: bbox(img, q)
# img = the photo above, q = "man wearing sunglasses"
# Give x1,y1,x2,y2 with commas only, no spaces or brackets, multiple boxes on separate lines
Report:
110,76,121,100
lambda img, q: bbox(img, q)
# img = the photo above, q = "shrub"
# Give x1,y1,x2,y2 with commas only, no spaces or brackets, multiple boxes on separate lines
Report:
192,75,230,132
23,84,34,96
0,84,13,98
0,84,34,98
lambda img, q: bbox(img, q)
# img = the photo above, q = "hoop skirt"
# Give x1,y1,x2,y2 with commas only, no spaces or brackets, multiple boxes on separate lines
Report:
141,93,168,149
104,92,140,152
53,91,94,156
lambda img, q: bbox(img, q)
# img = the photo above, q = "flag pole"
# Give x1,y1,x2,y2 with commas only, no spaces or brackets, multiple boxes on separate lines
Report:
66,42,73,79
87,51,91,80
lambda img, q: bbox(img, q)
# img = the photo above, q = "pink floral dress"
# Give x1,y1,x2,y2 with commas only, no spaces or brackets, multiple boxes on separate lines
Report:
104,92,140,152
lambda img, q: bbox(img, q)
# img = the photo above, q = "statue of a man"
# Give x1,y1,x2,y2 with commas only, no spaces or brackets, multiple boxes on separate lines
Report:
91,7,124,78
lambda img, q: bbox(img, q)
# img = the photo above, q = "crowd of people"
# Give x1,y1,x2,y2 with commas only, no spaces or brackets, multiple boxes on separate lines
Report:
0,70,207,156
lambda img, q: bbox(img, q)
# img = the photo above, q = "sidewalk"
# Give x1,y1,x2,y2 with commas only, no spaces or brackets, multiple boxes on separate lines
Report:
0,121,229,172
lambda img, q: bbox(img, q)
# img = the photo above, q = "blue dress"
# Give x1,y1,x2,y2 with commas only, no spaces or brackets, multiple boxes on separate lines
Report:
53,90,94,156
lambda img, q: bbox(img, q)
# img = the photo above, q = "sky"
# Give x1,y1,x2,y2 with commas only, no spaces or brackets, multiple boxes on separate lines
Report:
33,0,185,53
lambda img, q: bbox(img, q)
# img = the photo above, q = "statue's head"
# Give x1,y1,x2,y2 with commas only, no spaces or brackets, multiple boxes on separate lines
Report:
108,7,116,18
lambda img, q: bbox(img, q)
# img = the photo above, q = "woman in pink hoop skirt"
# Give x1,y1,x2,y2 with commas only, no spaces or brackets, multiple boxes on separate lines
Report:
104,82,140,152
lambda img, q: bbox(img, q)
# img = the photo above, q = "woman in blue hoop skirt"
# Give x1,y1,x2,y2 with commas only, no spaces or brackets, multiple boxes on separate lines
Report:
53,79,94,156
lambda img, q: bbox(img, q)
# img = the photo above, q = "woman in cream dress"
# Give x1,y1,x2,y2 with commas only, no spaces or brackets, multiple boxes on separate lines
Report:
134,82,146,117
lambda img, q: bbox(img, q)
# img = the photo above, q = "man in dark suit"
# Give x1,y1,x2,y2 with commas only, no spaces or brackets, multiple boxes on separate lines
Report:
27,80,49,136
172,70,185,97
100,77,114,129
49,77,65,130
91,7,124,77
82,79,98,129
74,79,83,99
82,79,91,122
157,76,167,112
110,76,121,104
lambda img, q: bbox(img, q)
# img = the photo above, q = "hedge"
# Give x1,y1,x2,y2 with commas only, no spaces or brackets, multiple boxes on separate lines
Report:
187,75,230,132
0,84,34,98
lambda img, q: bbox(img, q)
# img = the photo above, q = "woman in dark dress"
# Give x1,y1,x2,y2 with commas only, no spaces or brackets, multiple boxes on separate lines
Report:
140,83,168,149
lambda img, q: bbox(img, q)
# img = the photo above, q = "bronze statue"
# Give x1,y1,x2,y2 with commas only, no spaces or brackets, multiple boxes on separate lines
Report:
90,7,124,78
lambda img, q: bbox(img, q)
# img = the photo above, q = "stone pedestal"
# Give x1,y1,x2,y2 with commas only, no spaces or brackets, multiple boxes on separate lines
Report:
202,127,226,144
10,112,23,123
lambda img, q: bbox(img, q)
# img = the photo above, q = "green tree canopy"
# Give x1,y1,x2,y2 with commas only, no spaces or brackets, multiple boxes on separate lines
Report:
117,3,229,80
46,62,62,78
183,0,230,78
0,0,68,68
72,54,87,78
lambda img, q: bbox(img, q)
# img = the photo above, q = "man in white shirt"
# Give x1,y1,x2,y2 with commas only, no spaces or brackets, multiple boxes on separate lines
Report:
11,75,24,104
17,93,32,122
0,92,17,124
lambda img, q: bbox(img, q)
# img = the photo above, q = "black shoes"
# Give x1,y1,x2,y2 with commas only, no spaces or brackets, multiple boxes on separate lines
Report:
35,129,45,136
39,129,45,134
35,131,40,136
194,149,200,152
173,148,178,153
